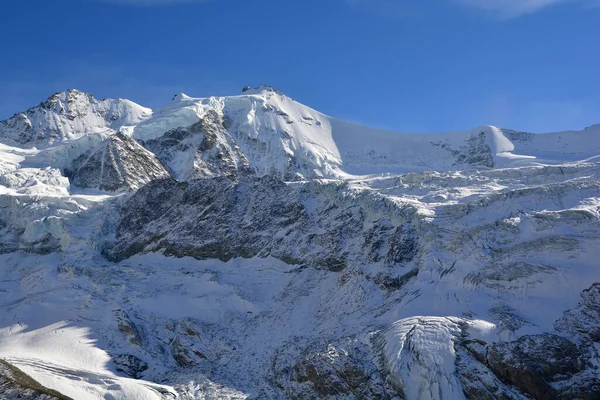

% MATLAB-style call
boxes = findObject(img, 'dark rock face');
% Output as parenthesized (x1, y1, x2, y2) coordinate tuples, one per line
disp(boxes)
(455, 132, 495, 168)
(486, 334, 582, 399)
(105, 176, 421, 272)
(457, 333, 600, 400)
(289, 350, 390, 399)
(272, 340, 395, 400)
(556, 283, 600, 343)
(0, 89, 149, 148)
(67, 132, 169, 192)
(456, 344, 521, 400)
(143, 111, 251, 181)
(454, 284, 600, 400)
(112, 354, 148, 379)
(0, 359, 72, 400)
(431, 131, 495, 168)
(0, 113, 34, 146)
(501, 128, 535, 142)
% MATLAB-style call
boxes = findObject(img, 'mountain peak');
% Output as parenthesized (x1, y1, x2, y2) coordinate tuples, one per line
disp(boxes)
(171, 93, 192, 102)
(241, 84, 285, 96)
(41, 89, 95, 111)
(0, 89, 151, 148)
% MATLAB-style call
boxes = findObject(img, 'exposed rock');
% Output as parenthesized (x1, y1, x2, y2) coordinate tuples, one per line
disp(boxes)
(501, 128, 535, 142)
(555, 283, 600, 344)
(273, 340, 395, 400)
(432, 131, 495, 168)
(112, 354, 148, 379)
(143, 110, 252, 181)
(455, 132, 495, 168)
(171, 337, 207, 368)
(486, 333, 584, 399)
(115, 309, 144, 347)
(67, 131, 169, 192)
(0, 359, 73, 399)
(0, 89, 150, 148)
(105, 176, 422, 272)
(456, 346, 526, 400)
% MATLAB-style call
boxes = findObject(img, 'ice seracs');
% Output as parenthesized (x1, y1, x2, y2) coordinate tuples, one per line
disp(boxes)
(0, 87, 599, 399)
(3, 87, 600, 185)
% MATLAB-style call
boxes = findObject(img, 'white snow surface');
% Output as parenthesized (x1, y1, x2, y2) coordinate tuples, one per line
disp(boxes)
(129, 86, 600, 179)
(2, 86, 600, 180)
(0, 89, 151, 149)
(0, 87, 599, 399)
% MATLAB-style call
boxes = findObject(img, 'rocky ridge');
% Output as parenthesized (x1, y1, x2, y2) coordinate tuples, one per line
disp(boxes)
(0, 87, 598, 399)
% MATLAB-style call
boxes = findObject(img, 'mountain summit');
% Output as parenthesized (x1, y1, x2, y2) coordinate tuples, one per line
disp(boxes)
(0, 89, 599, 399)
(2, 87, 599, 185)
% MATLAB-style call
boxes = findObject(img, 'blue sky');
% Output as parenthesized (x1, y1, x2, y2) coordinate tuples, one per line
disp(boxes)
(0, 0, 598, 133)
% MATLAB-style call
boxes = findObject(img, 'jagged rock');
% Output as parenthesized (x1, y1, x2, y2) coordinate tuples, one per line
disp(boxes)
(369, 268, 419, 292)
(0, 89, 150, 148)
(432, 131, 495, 168)
(143, 110, 251, 181)
(3, 88, 600, 399)
(455, 132, 495, 167)
(112, 354, 148, 379)
(501, 128, 535, 142)
(67, 131, 169, 192)
(556, 283, 600, 343)
(456, 345, 527, 400)
(171, 337, 207, 368)
(486, 334, 584, 399)
(105, 176, 421, 272)
(272, 339, 395, 400)
(115, 310, 143, 347)
(0, 359, 72, 399)
(289, 347, 391, 399)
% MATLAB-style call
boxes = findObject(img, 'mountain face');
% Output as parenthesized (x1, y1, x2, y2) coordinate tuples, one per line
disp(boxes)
(0, 87, 599, 400)
(67, 131, 169, 192)
(0, 89, 151, 149)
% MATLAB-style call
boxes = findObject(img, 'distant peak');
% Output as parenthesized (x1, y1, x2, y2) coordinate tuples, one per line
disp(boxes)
(42, 89, 95, 107)
(584, 123, 600, 131)
(46, 89, 91, 100)
(241, 85, 285, 96)
(172, 93, 192, 102)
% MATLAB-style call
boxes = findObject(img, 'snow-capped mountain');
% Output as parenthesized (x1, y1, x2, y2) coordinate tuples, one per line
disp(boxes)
(0, 86, 599, 399)
(0, 89, 151, 148)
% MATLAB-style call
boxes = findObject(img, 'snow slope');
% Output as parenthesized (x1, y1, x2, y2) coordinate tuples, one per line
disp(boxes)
(129, 85, 600, 179)
(0, 87, 599, 399)
(2, 85, 600, 184)
(0, 89, 151, 148)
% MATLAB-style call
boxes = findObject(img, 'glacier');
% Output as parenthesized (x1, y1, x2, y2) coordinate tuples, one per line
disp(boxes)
(0, 85, 599, 399)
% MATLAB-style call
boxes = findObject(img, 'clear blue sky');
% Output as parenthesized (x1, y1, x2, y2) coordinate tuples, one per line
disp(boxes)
(0, 0, 598, 133)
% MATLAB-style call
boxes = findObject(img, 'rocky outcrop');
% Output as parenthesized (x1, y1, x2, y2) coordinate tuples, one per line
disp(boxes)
(0, 89, 151, 148)
(0, 359, 72, 400)
(105, 176, 422, 272)
(285, 342, 394, 399)
(456, 331, 600, 400)
(143, 110, 251, 181)
(432, 131, 495, 168)
(112, 355, 148, 379)
(486, 334, 584, 399)
(556, 283, 600, 344)
(67, 132, 169, 192)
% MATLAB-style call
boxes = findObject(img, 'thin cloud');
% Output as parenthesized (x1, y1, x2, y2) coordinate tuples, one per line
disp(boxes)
(98, 0, 206, 6)
(456, 0, 568, 18)
(345, 0, 598, 19)
(457, 0, 600, 18)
